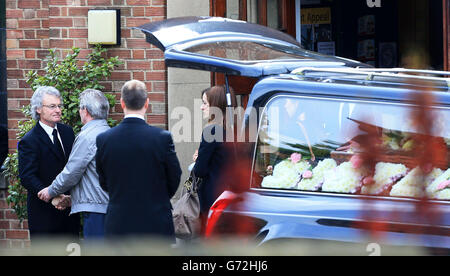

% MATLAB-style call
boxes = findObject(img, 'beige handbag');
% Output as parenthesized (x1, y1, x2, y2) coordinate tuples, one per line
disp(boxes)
(172, 172, 202, 240)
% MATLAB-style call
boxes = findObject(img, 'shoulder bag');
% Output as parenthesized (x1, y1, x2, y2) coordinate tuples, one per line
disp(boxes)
(172, 171, 202, 240)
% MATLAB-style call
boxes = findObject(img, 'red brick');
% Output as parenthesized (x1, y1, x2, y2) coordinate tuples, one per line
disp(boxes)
(127, 0, 150, 5)
(0, 199, 8, 210)
(6, 30, 23, 38)
(7, 60, 17, 68)
(49, 7, 61, 17)
(146, 49, 163, 59)
(152, 0, 165, 5)
(18, 0, 41, 9)
(24, 30, 36, 39)
(87, 0, 112, 5)
(148, 115, 166, 125)
(132, 49, 145, 59)
(49, 0, 71, 4)
(18, 60, 42, 69)
(36, 30, 49, 39)
(6, 10, 24, 19)
(127, 39, 151, 48)
(132, 71, 145, 80)
(36, 10, 49, 18)
(49, 39, 74, 48)
(145, 7, 165, 17)
(7, 70, 24, 79)
(107, 49, 131, 59)
(126, 18, 151, 28)
(5, 210, 18, 220)
(19, 40, 41, 48)
(6, 230, 29, 240)
(110, 71, 132, 81)
(69, 29, 88, 38)
(146, 71, 165, 81)
(7, 50, 24, 59)
(152, 81, 166, 92)
(152, 60, 166, 70)
(18, 19, 41, 29)
(68, 7, 90, 16)
(42, 19, 49, 28)
(148, 92, 165, 102)
(132, 7, 145, 17)
(9, 220, 23, 230)
(127, 61, 151, 70)
(49, 18, 73, 27)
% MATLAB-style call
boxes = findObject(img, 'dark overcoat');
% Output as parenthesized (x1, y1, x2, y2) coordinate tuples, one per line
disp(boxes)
(96, 118, 181, 240)
(18, 122, 80, 240)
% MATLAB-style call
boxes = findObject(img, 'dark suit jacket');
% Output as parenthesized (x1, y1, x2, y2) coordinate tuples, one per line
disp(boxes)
(96, 118, 181, 240)
(193, 124, 228, 213)
(18, 122, 80, 239)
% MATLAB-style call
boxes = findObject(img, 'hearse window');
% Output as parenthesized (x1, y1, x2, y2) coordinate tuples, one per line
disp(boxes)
(253, 95, 450, 201)
(184, 41, 308, 62)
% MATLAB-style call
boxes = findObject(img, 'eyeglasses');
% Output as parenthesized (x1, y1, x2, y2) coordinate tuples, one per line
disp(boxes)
(42, 104, 64, 110)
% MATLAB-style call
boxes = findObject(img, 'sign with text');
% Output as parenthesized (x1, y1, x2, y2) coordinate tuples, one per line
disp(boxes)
(301, 7, 331, 25)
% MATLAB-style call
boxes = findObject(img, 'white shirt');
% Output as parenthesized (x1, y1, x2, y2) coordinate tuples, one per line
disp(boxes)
(39, 121, 65, 154)
(124, 114, 145, 121)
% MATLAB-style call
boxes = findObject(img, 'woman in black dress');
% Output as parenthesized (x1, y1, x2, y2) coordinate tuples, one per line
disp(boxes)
(193, 85, 236, 230)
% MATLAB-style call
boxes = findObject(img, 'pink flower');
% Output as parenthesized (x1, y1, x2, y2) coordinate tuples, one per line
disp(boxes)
(437, 180, 450, 191)
(267, 165, 273, 172)
(290, 153, 302, 164)
(350, 155, 363, 169)
(302, 170, 313, 179)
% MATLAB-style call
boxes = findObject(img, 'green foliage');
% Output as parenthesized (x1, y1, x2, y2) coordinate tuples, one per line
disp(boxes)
(2, 45, 123, 221)
(26, 45, 121, 133)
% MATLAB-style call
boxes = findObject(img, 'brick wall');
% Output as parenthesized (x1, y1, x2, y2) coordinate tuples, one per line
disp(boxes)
(1, 0, 168, 249)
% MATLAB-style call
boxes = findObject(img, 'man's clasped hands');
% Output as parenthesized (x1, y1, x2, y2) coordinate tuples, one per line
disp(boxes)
(37, 187, 71, 211)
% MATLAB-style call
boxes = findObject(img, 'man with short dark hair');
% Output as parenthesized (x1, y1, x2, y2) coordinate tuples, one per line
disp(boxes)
(96, 80, 182, 242)
(18, 86, 80, 242)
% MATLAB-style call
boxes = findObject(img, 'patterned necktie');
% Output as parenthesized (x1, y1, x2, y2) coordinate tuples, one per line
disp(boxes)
(52, 128, 65, 157)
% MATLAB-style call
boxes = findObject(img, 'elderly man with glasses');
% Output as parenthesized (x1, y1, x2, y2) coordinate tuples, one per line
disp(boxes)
(38, 89, 111, 244)
(18, 86, 80, 243)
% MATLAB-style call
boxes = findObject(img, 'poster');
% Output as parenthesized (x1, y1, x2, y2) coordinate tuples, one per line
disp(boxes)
(358, 15, 375, 36)
(379, 42, 397, 68)
(357, 39, 375, 60)
(317, 41, 335, 56)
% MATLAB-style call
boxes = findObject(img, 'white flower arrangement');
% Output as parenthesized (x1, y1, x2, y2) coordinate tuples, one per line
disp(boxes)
(390, 167, 428, 198)
(361, 162, 408, 195)
(426, 168, 450, 200)
(322, 162, 366, 193)
(261, 153, 310, 189)
(298, 159, 337, 191)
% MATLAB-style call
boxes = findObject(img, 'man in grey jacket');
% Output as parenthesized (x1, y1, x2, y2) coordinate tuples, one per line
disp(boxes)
(38, 89, 110, 241)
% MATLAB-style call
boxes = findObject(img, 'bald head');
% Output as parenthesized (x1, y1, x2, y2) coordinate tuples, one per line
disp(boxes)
(121, 80, 148, 111)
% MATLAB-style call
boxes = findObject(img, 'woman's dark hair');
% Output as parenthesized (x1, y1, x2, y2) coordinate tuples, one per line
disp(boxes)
(202, 85, 236, 125)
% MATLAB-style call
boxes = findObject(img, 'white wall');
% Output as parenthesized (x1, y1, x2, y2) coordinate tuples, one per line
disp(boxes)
(167, 0, 211, 197)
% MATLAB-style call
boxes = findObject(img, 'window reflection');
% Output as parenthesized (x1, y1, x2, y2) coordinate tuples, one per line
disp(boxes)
(185, 41, 307, 62)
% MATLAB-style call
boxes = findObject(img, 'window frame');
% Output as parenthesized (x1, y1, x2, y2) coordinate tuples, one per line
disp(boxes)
(250, 92, 450, 204)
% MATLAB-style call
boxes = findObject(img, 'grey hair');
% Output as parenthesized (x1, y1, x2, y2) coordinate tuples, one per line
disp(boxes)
(30, 86, 62, 120)
(79, 89, 109, 120)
